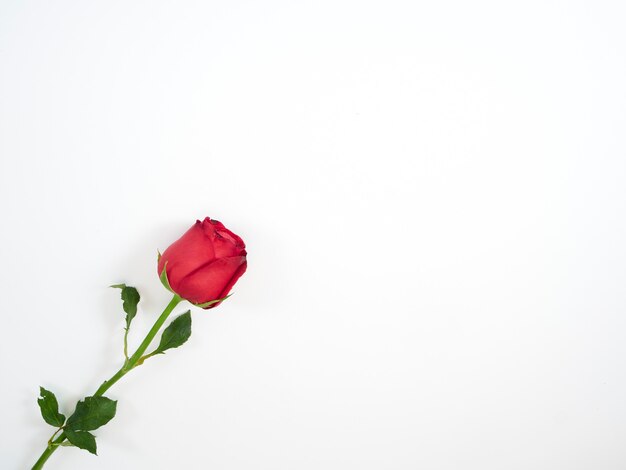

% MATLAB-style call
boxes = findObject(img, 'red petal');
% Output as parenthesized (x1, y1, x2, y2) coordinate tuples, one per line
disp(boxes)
(174, 256, 247, 306)
(158, 221, 216, 292)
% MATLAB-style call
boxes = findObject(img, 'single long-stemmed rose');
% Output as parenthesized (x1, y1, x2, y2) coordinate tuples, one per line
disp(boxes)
(31, 217, 247, 469)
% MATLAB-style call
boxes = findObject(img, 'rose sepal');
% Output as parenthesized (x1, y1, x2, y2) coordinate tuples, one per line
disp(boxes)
(159, 261, 174, 293)
(193, 294, 232, 309)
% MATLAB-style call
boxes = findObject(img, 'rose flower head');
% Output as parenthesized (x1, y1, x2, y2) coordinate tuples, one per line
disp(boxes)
(158, 217, 247, 308)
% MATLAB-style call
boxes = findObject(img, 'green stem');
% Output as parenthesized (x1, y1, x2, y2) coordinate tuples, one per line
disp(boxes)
(123, 327, 130, 363)
(31, 294, 183, 470)
(47, 426, 63, 447)
(137, 350, 160, 364)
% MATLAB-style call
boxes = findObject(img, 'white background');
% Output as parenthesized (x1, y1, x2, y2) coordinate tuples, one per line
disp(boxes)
(1, 1, 626, 469)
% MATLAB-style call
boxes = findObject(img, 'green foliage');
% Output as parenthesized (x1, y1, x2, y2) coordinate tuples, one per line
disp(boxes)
(37, 387, 66, 427)
(155, 311, 192, 354)
(64, 429, 97, 455)
(66, 396, 117, 432)
(111, 284, 140, 328)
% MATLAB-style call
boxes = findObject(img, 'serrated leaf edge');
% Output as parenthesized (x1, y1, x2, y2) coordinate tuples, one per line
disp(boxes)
(65, 429, 98, 455)
(37, 386, 66, 427)
(155, 311, 192, 354)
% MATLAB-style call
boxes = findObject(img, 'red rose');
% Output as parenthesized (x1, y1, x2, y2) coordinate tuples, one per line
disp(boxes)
(158, 217, 247, 308)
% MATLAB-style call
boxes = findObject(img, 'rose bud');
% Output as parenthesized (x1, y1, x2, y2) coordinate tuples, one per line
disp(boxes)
(158, 217, 247, 308)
